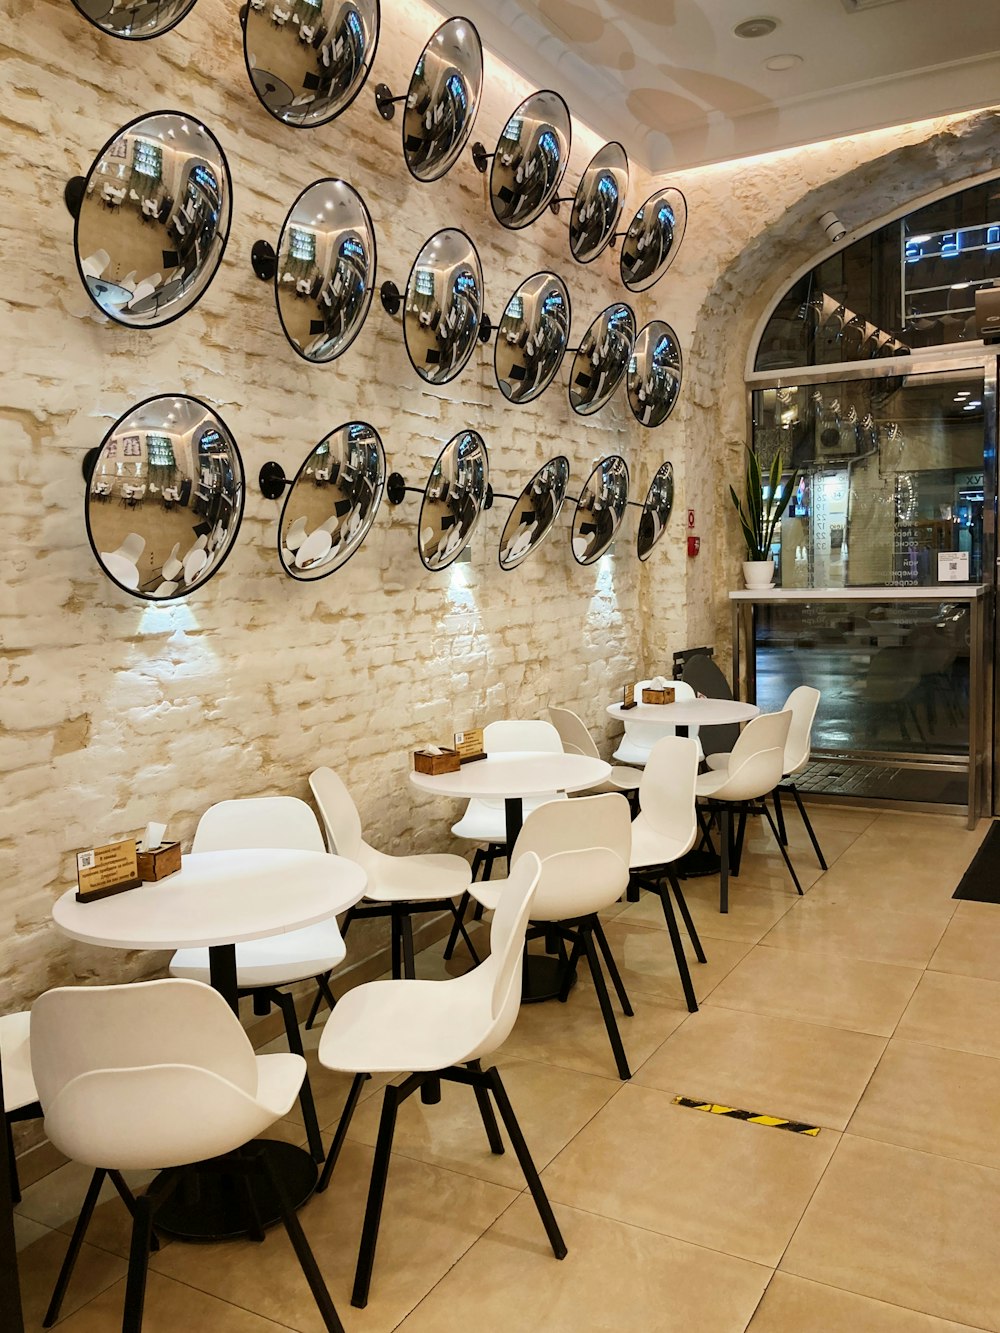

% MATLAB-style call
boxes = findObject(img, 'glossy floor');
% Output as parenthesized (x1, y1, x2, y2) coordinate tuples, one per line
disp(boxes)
(14, 805, 1000, 1331)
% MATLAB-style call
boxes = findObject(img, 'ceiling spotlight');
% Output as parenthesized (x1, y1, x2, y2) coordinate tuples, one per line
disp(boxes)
(734, 16, 778, 37)
(819, 211, 847, 243)
(765, 52, 803, 70)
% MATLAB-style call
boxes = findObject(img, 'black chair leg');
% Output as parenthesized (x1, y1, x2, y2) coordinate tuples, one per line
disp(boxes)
(467, 1060, 504, 1155)
(340, 907, 355, 941)
(352, 1084, 402, 1308)
(719, 806, 731, 914)
(760, 802, 804, 895)
(592, 919, 633, 1017)
(122, 1192, 154, 1333)
(732, 807, 747, 876)
(4, 1114, 19, 1206)
(318, 1073, 369, 1193)
(581, 928, 631, 1080)
(259, 1149, 345, 1333)
(108, 1172, 160, 1252)
(667, 869, 706, 964)
(696, 805, 717, 856)
(657, 885, 698, 1013)
(442, 891, 469, 962)
(401, 913, 416, 979)
(390, 908, 402, 979)
(305, 971, 337, 1032)
(44, 1168, 107, 1327)
(485, 1067, 566, 1260)
(470, 848, 484, 881)
(557, 932, 585, 1003)
(451, 900, 482, 966)
(773, 787, 788, 846)
(789, 783, 827, 870)
(274, 990, 325, 1163)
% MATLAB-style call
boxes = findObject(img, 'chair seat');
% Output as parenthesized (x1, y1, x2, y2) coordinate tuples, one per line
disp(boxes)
(628, 814, 692, 872)
(359, 845, 471, 904)
(451, 794, 563, 844)
(0, 1012, 37, 1112)
(695, 768, 734, 799)
(607, 765, 643, 792)
(705, 752, 730, 772)
(169, 920, 346, 989)
(254, 1051, 308, 1119)
(611, 738, 650, 766)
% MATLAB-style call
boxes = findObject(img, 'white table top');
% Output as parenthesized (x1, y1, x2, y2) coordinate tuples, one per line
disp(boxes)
(729, 585, 987, 601)
(53, 849, 367, 951)
(409, 750, 610, 801)
(607, 698, 760, 726)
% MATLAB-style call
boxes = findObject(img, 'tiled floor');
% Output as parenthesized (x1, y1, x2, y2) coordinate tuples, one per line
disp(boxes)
(13, 804, 1000, 1331)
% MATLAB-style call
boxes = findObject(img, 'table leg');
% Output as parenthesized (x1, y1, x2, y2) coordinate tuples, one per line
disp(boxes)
(503, 797, 523, 870)
(508, 797, 578, 1005)
(0, 1059, 24, 1333)
(209, 943, 239, 1014)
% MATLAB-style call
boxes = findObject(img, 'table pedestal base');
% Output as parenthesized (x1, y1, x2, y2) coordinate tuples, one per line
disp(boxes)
(522, 953, 577, 1004)
(152, 1141, 317, 1243)
(676, 849, 721, 878)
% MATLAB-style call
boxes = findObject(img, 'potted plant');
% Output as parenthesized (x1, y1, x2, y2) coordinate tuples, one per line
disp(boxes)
(729, 448, 800, 588)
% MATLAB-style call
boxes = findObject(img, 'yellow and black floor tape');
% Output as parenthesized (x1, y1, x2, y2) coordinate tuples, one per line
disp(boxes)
(672, 1095, 821, 1136)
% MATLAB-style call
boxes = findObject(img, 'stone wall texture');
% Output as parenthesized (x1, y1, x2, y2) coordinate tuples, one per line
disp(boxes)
(1, 0, 998, 1016)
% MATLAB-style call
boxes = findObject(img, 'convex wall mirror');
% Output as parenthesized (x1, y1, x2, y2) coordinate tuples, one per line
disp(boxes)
(243, 0, 380, 128)
(375, 16, 483, 182)
(67, 111, 231, 328)
(72, 0, 198, 38)
(387, 430, 490, 570)
(266, 422, 386, 578)
(636, 461, 674, 560)
(494, 271, 570, 404)
(563, 142, 629, 264)
(473, 90, 571, 230)
(571, 456, 629, 565)
(497, 456, 569, 569)
(628, 320, 682, 427)
(619, 186, 687, 292)
(390, 229, 487, 385)
(254, 179, 377, 364)
(568, 302, 635, 415)
(85, 395, 244, 600)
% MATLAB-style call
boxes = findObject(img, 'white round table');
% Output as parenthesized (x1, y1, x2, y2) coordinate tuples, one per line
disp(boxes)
(607, 696, 759, 738)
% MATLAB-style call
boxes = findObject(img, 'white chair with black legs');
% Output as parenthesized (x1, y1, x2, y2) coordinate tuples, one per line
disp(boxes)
(1, 1013, 40, 1206)
(628, 737, 706, 1013)
(169, 797, 344, 1165)
(696, 710, 800, 914)
(32, 979, 344, 1333)
(315, 853, 566, 1310)
(546, 706, 643, 802)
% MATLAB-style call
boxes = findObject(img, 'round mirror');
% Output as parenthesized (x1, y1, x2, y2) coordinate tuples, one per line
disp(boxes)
(620, 186, 687, 293)
(498, 456, 570, 570)
(243, 0, 379, 128)
(637, 461, 674, 561)
(571, 456, 629, 566)
(489, 90, 571, 230)
(628, 320, 682, 427)
(569, 142, 628, 264)
(418, 430, 489, 570)
(403, 229, 484, 385)
(568, 302, 635, 416)
(274, 179, 376, 364)
(85, 395, 244, 600)
(278, 422, 385, 578)
(494, 271, 570, 404)
(74, 111, 231, 328)
(71, 0, 197, 38)
(402, 17, 483, 182)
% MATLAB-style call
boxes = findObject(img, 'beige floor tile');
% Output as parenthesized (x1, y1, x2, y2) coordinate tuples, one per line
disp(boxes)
(396, 1195, 771, 1333)
(618, 878, 796, 945)
(740, 812, 860, 867)
(541, 1084, 838, 1267)
(726, 848, 825, 894)
(849, 1039, 1000, 1170)
(15, 1158, 160, 1260)
(150, 1139, 518, 1332)
(56, 1272, 290, 1331)
(14, 1212, 50, 1253)
(634, 1006, 886, 1130)
(760, 897, 950, 969)
(345, 1056, 619, 1189)
(12, 1224, 127, 1330)
(929, 901, 1000, 982)
(895, 971, 1000, 1059)
(749, 1273, 982, 1332)
(781, 1134, 1000, 1329)
(261, 1020, 391, 1132)
(707, 945, 922, 1036)
(596, 917, 754, 1005)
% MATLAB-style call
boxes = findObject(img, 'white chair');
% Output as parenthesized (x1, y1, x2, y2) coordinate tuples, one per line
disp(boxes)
(612, 679, 697, 767)
(113, 532, 145, 565)
(315, 854, 565, 1309)
(696, 711, 799, 912)
(774, 686, 826, 870)
(284, 515, 309, 551)
(100, 551, 141, 589)
(170, 798, 347, 1163)
(183, 547, 208, 584)
(127, 278, 159, 309)
(161, 542, 182, 581)
(80, 249, 110, 279)
(295, 529, 333, 568)
(150, 580, 179, 598)
(1, 1012, 41, 1206)
(628, 737, 706, 1013)
(32, 979, 344, 1333)
(547, 706, 642, 798)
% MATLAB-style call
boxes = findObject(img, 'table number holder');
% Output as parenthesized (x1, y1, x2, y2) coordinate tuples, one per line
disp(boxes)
(75, 838, 142, 903)
(454, 728, 487, 763)
(621, 683, 637, 710)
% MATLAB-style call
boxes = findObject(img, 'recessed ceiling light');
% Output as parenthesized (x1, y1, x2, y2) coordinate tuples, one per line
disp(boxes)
(734, 16, 778, 38)
(764, 52, 803, 70)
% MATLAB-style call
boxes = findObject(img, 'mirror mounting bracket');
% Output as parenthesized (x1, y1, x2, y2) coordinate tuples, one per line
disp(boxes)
(374, 84, 406, 121)
(251, 240, 276, 282)
(478, 312, 492, 343)
(259, 461, 289, 500)
(548, 194, 571, 217)
(387, 472, 416, 505)
(64, 176, 86, 219)
(470, 143, 492, 174)
(380, 281, 401, 317)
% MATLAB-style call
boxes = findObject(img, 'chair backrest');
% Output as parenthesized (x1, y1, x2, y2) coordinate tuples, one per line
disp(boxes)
(308, 766, 364, 859)
(682, 653, 739, 755)
(546, 706, 600, 759)
(192, 796, 325, 854)
(637, 736, 699, 845)
(512, 793, 631, 918)
(484, 719, 563, 754)
(783, 685, 820, 775)
(486, 852, 541, 1026)
(713, 710, 791, 801)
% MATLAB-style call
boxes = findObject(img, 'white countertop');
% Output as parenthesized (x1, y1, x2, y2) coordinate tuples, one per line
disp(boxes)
(730, 586, 987, 601)
(409, 751, 610, 801)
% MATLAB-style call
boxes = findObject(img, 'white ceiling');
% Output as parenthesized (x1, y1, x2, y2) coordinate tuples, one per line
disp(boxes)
(430, 0, 1000, 173)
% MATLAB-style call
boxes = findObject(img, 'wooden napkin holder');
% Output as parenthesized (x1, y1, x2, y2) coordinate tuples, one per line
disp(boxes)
(413, 748, 461, 775)
(642, 685, 676, 705)
(136, 840, 182, 882)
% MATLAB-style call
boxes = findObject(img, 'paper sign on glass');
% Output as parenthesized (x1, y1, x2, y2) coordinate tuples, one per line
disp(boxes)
(938, 551, 970, 582)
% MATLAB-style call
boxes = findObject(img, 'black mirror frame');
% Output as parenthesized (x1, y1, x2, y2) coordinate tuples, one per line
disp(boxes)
(396, 15, 483, 184)
(481, 89, 572, 232)
(497, 455, 570, 571)
(570, 455, 630, 567)
(493, 270, 572, 406)
(567, 141, 629, 266)
(416, 430, 490, 571)
(627, 319, 683, 429)
(401, 227, 485, 387)
(70, 0, 199, 40)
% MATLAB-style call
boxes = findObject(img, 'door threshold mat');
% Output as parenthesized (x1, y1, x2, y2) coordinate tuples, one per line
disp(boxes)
(953, 821, 1000, 902)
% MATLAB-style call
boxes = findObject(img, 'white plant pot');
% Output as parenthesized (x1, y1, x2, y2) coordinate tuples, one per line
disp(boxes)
(742, 558, 775, 589)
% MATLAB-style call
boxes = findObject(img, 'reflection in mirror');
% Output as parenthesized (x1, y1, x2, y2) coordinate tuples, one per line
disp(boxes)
(570, 142, 628, 264)
(86, 395, 244, 599)
(489, 90, 571, 230)
(402, 17, 482, 182)
(620, 186, 687, 292)
(568, 302, 635, 415)
(637, 461, 674, 561)
(572, 456, 629, 566)
(403, 230, 484, 385)
(498, 456, 569, 570)
(628, 320, 682, 427)
(274, 179, 376, 363)
(72, 0, 197, 38)
(74, 111, 231, 328)
(418, 431, 489, 570)
(495, 272, 570, 404)
(244, 0, 379, 128)
(278, 422, 385, 578)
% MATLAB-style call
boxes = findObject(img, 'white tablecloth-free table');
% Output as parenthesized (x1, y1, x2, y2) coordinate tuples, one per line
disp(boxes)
(606, 697, 760, 733)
